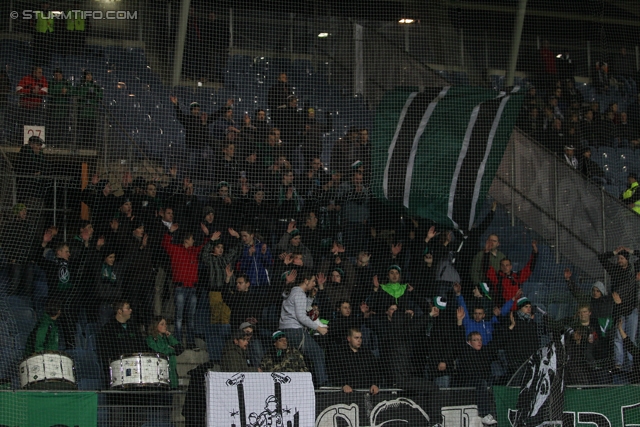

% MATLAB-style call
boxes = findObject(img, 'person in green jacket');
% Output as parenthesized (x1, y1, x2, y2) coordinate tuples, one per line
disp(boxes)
(24, 299, 62, 357)
(146, 316, 184, 388)
(75, 70, 103, 147)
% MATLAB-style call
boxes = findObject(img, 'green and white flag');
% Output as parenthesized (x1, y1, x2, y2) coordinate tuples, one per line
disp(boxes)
(372, 86, 524, 231)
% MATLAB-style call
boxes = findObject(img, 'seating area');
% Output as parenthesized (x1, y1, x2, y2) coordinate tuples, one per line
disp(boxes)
(1, 41, 374, 166)
(0, 35, 634, 391)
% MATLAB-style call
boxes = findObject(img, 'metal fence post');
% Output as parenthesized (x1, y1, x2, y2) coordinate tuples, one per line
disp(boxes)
(554, 159, 559, 264)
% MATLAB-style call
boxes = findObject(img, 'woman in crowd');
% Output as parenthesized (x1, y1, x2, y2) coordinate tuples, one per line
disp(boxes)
(146, 316, 184, 389)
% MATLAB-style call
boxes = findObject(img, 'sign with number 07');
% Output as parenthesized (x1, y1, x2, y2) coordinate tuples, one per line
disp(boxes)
(23, 125, 46, 145)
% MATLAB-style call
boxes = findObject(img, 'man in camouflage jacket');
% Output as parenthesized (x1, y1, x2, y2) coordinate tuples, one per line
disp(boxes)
(260, 331, 308, 372)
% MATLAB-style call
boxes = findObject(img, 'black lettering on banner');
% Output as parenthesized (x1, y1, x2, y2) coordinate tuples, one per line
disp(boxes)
(315, 403, 359, 427)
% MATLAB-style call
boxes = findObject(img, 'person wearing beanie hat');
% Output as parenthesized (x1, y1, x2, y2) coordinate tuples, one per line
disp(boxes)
(563, 144, 579, 169)
(220, 272, 268, 366)
(500, 289, 540, 377)
(220, 328, 261, 373)
(14, 132, 46, 199)
(275, 221, 314, 268)
(454, 281, 513, 346)
(598, 246, 637, 370)
(76, 69, 103, 147)
(259, 330, 308, 373)
(580, 146, 607, 185)
(369, 264, 418, 315)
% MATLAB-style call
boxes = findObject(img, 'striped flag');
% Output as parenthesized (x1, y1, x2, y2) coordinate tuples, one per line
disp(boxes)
(373, 86, 524, 231)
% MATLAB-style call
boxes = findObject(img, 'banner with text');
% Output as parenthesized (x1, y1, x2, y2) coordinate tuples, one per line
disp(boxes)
(494, 386, 640, 427)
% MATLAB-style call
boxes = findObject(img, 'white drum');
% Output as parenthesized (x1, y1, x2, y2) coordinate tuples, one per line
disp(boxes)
(110, 353, 170, 388)
(19, 351, 76, 389)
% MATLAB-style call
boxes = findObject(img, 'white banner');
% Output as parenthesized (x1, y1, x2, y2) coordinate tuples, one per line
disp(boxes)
(206, 371, 315, 427)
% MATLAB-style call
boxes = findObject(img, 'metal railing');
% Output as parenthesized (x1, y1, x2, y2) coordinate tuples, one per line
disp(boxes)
(489, 128, 640, 282)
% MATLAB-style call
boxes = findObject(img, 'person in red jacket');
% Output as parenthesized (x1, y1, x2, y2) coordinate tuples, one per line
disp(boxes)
(161, 224, 206, 349)
(483, 240, 538, 310)
(16, 66, 48, 126)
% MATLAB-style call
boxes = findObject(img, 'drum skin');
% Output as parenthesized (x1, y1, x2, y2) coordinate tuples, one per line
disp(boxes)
(19, 351, 77, 390)
(110, 353, 170, 388)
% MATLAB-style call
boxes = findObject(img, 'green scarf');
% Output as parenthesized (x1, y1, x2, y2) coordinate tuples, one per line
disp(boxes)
(380, 283, 407, 301)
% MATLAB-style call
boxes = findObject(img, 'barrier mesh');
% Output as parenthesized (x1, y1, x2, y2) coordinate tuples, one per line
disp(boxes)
(1, 1, 640, 426)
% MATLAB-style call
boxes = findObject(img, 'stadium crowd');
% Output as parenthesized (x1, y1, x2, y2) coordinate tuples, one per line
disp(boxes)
(4, 44, 640, 426)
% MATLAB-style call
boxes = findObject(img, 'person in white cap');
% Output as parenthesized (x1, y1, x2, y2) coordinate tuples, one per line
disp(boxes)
(563, 144, 579, 169)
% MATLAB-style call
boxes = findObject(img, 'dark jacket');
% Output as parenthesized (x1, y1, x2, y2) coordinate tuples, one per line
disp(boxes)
(457, 343, 493, 386)
(200, 237, 242, 291)
(15, 145, 46, 196)
(497, 312, 541, 371)
(220, 340, 260, 372)
(37, 251, 73, 297)
(369, 283, 417, 315)
(276, 232, 314, 268)
(597, 252, 636, 318)
(97, 318, 144, 370)
(1, 217, 34, 264)
(173, 103, 214, 149)
(222, 288, 267, 330)
(580, 156, 606, 180)
(183, 361, 217, 427)
(566, 280, 613, 320)
(96, 262, 123, 304)
(331, 343, 381, 389)
(267, 80, 292, 111)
